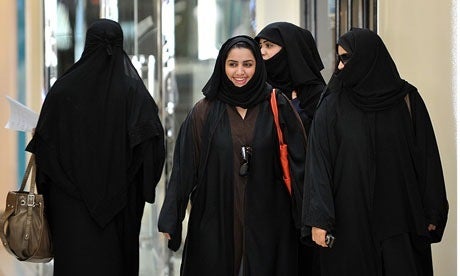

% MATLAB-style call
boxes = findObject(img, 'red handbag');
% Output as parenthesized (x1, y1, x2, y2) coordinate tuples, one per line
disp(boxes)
(270, 89, 292, 195)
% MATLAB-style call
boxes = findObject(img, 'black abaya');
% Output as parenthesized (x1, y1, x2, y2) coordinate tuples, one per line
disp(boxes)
(26, 19, 165, 275)
(301, 28, 448, 276)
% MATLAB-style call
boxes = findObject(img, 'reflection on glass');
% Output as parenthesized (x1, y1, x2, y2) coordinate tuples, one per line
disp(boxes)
(197, 0, 218, 60)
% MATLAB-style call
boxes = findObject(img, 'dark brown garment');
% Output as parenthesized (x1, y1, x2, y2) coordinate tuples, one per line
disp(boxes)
(227, 105, 259, 275)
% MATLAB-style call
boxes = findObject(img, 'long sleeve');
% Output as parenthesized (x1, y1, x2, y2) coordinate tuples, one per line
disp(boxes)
(301, 95, 336, 240)
(141, 129, 165, 203)
(410, 91, 449, 242)
(158, 105, 203, 251)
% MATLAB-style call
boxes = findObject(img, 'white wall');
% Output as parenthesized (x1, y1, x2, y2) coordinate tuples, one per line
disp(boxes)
(379, 1, 457, 275)
(255, 0, 301, 31)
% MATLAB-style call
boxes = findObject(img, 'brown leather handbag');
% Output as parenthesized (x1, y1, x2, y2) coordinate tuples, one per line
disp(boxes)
(0, 154, 53, 262)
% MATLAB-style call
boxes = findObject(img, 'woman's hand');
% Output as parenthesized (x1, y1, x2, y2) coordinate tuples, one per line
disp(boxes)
(428, 224, 436, 231)
(161, 232, 171, 240)
(312, 227, 328, 247)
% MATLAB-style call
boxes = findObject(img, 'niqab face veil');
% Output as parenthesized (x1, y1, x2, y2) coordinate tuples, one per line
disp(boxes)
(335, 28, 406, 111)
(28, 19, 162, 227)
(255, 22, 325, 91)
(202, 35, 270, 108)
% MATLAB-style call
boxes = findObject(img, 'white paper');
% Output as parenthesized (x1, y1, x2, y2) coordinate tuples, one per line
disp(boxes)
(5, 96, 39, 132)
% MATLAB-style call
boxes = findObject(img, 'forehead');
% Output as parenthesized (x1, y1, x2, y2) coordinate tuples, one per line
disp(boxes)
(337, 45, 348, 54)
(226, 47, 255, 60)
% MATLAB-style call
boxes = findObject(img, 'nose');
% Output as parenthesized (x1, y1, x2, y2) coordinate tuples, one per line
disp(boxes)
(260, 47, 267, 57)
(337, 61, 345, 71)
(236, 65, 245, 75)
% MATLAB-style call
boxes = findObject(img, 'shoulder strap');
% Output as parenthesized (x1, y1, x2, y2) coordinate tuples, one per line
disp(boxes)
(270, 89, 285, 145)
(19, 155, 36, 193)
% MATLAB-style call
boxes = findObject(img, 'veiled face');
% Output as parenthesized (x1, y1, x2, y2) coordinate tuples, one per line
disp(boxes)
(258, 38, 283, 60)
(337, 45, 350, 71)
(225, 48, 256, 87)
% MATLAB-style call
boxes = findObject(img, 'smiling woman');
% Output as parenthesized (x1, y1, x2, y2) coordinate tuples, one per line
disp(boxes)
(158, 35, 308, 275)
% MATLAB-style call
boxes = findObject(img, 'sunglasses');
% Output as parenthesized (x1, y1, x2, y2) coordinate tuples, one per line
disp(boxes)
(239, 146, 252, 177)
(337, 53, 352, 64)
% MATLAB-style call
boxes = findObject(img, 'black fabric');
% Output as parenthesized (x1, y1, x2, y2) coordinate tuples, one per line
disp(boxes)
(335, 28, 406, 111)
(255, 22, 326, 134)
(202, 35, 269, 108)
(26, 19, 165, 274)
(301, 28, 448, 276)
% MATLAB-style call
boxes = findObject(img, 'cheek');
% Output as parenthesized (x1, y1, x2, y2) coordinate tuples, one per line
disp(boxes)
(247, 68, 256, 79)
(225, 67, 233, 79)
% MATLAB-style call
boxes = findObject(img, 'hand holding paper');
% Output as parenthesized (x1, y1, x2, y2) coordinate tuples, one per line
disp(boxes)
(5, 96, 39, 132)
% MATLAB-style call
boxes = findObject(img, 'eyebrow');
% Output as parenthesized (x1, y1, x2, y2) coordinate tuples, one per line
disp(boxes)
(226, 59, 255, 63)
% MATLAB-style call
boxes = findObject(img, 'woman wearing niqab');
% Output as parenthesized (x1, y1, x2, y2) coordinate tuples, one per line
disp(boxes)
(255, 22, 326, 134)
(26, 19, 165, 276)
(301, 28, 448, 275)
(158, 35, 307, 275)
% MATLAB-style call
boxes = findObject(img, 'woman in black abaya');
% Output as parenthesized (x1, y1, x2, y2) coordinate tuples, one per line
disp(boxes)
(301, 28, 448, 276)
(255, 22, 326, 134)
(158, 35, 307, 276)
(26, 19, 165, 276)
(256, 21, 325, 276)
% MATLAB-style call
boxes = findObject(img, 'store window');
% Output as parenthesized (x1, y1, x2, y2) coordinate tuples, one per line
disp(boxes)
(303, 0, 377, 80)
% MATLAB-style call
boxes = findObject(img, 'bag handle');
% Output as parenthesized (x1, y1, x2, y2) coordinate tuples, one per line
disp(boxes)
(270, 90, 285, 146)
(19, 155, 36, 193)
(270, 89, 292, 195)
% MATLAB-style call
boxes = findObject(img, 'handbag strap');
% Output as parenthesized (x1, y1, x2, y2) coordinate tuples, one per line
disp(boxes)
(270, 89, 285, 145)
(19, 154, 37, 194)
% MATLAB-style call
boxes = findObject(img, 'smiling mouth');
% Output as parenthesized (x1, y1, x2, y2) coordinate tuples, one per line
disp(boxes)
(233, 77, 247, 86)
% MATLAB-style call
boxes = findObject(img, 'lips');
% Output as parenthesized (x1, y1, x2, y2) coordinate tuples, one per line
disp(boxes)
(233, 77, 248, 86)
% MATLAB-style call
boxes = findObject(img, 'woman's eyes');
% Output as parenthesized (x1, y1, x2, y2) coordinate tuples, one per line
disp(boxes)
(259, 42, 273, 49)
(228, 62, 254, 67)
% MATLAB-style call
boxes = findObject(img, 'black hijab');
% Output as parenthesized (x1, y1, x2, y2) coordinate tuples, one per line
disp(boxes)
(255, 22, 325, 92)
(202, 35, 270, 108)
(335, 28, 406, 111)
(27, 19, 163, 227)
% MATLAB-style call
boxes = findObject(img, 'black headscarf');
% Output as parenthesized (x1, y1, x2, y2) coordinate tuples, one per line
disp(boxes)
(202, 35, 270, 108)
(335, 28, 406, 111)
(255, 22, 325, 92)
(27, 19, 164, 227)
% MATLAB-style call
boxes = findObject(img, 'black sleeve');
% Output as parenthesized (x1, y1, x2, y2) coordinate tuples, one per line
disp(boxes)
(411, 91, 449, 243)
(158, 110, 200, 251)
(301, 95, 336, 242)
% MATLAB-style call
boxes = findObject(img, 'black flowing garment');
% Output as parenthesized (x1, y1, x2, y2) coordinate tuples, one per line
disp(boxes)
(158, 36, 307, 275)
(255, 22, 326, 133)
(301, 28, 448, 275)
(26, 19, 165, 276)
